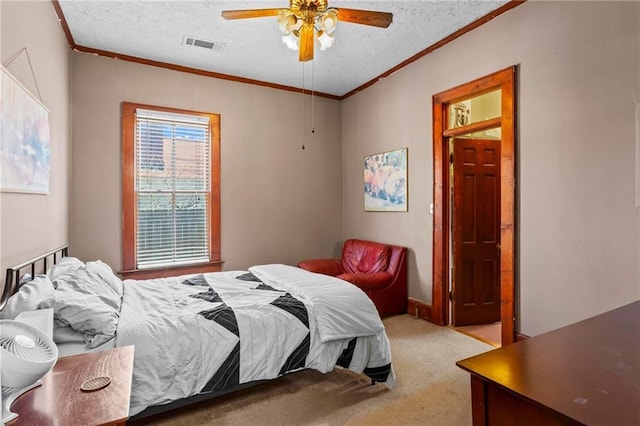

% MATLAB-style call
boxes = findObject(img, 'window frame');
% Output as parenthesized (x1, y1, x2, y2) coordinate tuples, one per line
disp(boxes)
(121, 102, 222, 279)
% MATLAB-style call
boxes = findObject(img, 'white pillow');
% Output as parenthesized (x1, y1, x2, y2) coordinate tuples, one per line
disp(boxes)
(19, 273, 33, 285)
(58, 263, 122, 311)
(53, 323, 87, 344)
(1, 275, 55, 320)
(39, 288, 118, 349)
(47, 257, 85, 288)
(85, 260, 123, 298)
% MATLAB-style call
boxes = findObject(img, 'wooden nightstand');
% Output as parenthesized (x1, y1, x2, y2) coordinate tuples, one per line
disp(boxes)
(8, 345, 134, 426)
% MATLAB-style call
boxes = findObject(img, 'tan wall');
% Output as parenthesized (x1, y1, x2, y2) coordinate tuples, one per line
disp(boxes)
(342, 1, 640, 336)
(4, 1, 638, 338)
(0, 1, 71, 286)
(70, 54, 343, 271)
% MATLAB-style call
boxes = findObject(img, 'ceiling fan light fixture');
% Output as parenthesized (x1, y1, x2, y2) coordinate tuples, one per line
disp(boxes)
(317, 30, 335, 50)
(221, 1, 392, 62)
(277, 6, 338, 55)
(319, 9, 338, 34)
(278, 11, 299, 34)
(282, 33, 299, 50)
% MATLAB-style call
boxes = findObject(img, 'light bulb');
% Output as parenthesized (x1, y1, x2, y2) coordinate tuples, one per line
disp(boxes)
(282, 33, 299, 50)
(322, 10, 338, 34)
(278, 13, 298, 34)
(323, 16, 336, 34)
(317, 30, 335, 50)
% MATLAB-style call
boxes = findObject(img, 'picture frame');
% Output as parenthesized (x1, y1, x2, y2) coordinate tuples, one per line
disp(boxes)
(364, 147, 407, 212)
(0, 65, 51, 194)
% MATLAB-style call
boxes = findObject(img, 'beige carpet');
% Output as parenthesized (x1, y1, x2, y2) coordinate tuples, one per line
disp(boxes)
(133, 315, 493, 426)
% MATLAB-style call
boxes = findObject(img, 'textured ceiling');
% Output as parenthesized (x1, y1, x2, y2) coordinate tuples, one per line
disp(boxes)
(58, 1, 510, 97)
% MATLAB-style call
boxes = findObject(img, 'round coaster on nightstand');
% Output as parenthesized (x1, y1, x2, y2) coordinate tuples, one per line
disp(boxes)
(81, 376, 111, 391)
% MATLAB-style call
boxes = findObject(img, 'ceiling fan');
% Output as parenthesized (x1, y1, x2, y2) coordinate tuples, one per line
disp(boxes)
(221, 0, 393, 62)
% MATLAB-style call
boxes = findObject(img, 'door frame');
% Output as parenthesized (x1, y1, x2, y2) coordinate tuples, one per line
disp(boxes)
(432, 66, 516, 345)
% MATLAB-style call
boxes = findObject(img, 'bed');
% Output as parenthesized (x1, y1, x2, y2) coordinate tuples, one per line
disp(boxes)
(1, 246, 395, 420)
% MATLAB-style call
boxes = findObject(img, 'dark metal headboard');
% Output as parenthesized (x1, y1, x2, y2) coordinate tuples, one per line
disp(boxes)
(0, 245, 69, 311)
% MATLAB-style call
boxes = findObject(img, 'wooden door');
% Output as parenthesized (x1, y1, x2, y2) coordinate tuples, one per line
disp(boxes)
(452, 138, 501, 326)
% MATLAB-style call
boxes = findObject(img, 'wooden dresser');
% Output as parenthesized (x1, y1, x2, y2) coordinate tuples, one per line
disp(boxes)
(9, 345, 134, 426)
(457, 301, 640, 425)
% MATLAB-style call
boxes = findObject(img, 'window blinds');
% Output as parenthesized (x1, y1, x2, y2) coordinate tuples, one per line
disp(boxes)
(135, 108, 211, 269)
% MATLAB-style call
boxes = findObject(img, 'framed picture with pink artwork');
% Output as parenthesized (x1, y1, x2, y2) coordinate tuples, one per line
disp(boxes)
(364, 148, 407, 212)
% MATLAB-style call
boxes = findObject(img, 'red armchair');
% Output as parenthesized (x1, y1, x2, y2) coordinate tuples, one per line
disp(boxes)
(297, 239, 407, 317)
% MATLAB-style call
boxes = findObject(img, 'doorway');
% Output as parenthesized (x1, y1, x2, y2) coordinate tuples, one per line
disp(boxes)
(452, 137, 501, 326)
(432, 67, 516, 345)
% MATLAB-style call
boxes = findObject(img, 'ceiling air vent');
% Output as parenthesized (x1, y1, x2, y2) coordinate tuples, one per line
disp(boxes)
(183, 36, 225, 52)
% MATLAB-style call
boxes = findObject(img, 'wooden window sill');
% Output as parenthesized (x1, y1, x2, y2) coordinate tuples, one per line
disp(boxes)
(119, 260, 224, 280)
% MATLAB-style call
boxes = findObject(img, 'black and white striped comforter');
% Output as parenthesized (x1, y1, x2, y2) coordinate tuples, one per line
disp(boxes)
(116, 264, 395, 416)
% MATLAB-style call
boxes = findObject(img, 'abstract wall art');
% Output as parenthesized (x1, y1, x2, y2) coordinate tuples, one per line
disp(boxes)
(1, 65, 50, 194)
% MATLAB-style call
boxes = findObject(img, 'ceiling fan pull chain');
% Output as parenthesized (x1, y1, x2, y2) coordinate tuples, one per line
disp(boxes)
(311, 60, 315, 134)
(301, 62, 306, 150)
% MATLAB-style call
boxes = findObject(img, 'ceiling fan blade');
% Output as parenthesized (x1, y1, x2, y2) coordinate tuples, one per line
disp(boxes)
(221, 9, 282, 20)
(299, 23, 314, 62)
(336, 8, 393, 28)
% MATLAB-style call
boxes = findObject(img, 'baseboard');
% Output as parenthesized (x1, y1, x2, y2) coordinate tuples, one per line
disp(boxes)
(516, 332, 530, 341)
(407, 298, 433, 322)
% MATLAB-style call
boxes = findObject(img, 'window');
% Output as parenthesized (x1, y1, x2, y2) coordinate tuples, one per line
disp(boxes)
(121, 102, 221, 279)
